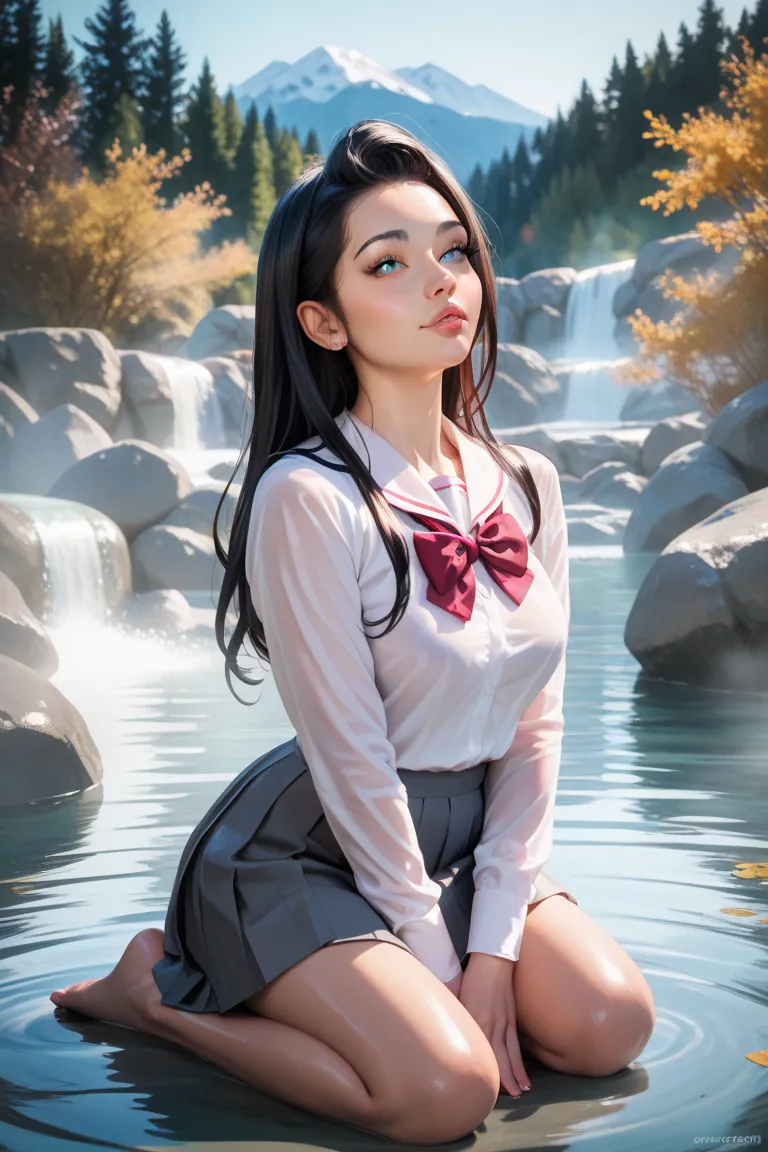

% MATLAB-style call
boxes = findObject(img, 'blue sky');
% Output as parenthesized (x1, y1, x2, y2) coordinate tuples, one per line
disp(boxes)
(40, 0, 751, 119)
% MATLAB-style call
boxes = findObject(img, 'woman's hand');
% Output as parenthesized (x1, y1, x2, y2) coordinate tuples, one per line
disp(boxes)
(458, 954, 531, 1096)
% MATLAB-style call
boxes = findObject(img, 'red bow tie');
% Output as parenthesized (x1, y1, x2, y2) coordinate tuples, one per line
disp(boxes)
(409, 500, 534, 622)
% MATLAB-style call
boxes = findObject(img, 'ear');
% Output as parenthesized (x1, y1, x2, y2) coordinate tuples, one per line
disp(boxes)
(296, 300, 347, 351)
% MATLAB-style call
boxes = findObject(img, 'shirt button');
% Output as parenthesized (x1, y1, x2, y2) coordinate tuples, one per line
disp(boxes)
(485, 683, 495, 696)
(478, 585, 489, 599)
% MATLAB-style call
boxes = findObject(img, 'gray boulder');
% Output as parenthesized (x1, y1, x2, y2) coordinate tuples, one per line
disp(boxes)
(49, 440, 193, 540)
(496, 344, 563, 418)
(641, 411, 711, 476)
(499, 427, 565, 473)
(619, 381, 700, 422)
(485, 370, 539, 427)
(0, 500, 46, 617)
(624, 441, 749, 553)
(495, 277, 527, 323)
(0, 417, 12, 488)
(522, 306, 565, 359)
(625, 488, 768, 689)
(162, 480, 241, 539)
(185, 305, 255, 360)
(518, 267, 577, 312)
(119, 350, 219, 448)
(631, 231, 737, 293)
(199, 356, 248, 437)
(131, 523, 224, 592)
(5, 403, 112, 495)
(580, 460, 628, 497)
(0, 381, 38, 432)
(703, 378, 768, 490)
(557, 429, 646, 479)
(565, 504, 631, 545)
(0, 570, 58, 677)
(119, 588, 195, 637)
(589, 470, 648, 509)
(0, 327, 121, 431)
(558, 475, 582, 505)
(0, 654, 102, 804)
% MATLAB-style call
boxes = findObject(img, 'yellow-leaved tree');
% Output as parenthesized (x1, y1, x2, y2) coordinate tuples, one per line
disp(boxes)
(613, 36, 768, 414)
(2, 138, 257, 343)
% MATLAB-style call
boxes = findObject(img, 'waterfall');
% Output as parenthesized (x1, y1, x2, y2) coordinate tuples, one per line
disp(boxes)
(162, 358, 227, 453)
(561, 358, 633, 422)
(0, 495, 128, 626)
(563, 258, 636, 361)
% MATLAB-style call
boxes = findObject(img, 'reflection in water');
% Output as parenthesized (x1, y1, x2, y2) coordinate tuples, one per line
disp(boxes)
(0, 555, 766, 1150)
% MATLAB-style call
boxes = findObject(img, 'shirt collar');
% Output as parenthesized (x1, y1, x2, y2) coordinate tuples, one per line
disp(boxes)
(333, 408, 508, 532)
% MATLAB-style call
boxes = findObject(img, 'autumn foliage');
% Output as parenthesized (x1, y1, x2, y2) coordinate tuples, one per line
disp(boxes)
(614, 37, 768, 414)
(0, 84, 257, 342)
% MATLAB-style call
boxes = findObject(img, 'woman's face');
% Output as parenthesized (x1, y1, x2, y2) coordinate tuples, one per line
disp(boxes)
(300, 179, 483, 378)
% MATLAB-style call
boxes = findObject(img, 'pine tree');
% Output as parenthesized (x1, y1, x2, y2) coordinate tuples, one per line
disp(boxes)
(691, 0, 729, 108)
(9, 0, 44, 109)
(262, 104, 278, 151)
(646, 32, 673, 118)
(466, 163, 485, 209)
(668, 22, 697, 123)
(569, 79, 601, 166)
(76, 0, 150, 166)
(181, 57, 228, 194)
(142, 10, 186, 155)
(0, 1, 45, 143)
(484, 147, 514, 225)
(303, 127, 322, 162)
(613, 41, 646, 173)
(0, 7, 17, 145)
(598, 55, 623, 185)
(729, 7, 752, 58)
(749, 0, 768, 55)
(232, 103, 275, 242)
(109, 92, 142, 153)
(222, 89, 243, 161)
(271, 124, 303, 199)
(43, 16, 76, 105)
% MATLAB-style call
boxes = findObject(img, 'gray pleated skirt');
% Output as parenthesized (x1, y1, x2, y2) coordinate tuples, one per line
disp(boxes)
(152, 735, 578, 1015)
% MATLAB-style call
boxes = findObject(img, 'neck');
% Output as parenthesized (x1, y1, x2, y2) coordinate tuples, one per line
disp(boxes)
(348, 393, 463, 480)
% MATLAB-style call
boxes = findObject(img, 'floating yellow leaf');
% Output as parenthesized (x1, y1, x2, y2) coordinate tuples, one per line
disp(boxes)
(721, 907, 757, 917)
(732, 863, 768, 880)
(745, 1050, 768, 1067)
(756, 919, 768, 924)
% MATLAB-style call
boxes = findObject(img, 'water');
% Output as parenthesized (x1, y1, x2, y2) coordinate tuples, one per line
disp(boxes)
(559, 358, 634, 422)
(0, 495, 131, 627)
(1, 551, 767, 1152)
(162, 356, 228, 457)
(563, 259, 636, 362)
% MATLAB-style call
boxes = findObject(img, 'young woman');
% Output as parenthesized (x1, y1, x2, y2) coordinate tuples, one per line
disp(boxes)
(50, 120, 655, 1147)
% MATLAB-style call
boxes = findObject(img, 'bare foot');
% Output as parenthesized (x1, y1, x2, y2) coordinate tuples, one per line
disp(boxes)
(49, 927, 166, 1033)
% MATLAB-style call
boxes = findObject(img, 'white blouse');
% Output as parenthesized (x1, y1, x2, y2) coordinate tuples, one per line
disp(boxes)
(245, 408, 569, 983)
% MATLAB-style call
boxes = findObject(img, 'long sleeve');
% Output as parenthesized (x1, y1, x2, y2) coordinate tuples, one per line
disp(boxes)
(466, 451, 570, 962)
(246, 462, 463, 983)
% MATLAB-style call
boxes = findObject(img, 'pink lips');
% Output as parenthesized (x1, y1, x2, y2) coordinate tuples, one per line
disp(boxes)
(426, 302, 468, 326)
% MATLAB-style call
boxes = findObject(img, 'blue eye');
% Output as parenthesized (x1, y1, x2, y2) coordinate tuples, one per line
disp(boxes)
(367, 242, 478, 277)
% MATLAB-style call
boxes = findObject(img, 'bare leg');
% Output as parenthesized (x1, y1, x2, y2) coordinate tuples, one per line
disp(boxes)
(50, 929, 498, 1145)
(511, 895, 656, 1077)
(50, 930, 393, 1134)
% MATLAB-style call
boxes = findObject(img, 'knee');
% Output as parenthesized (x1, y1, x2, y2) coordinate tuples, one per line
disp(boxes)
(560, 981, 656, 1078)
(380, 1062, 500, 1146)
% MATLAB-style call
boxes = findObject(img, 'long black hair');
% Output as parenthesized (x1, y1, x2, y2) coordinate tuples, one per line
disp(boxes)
(213, 118, 542, 704)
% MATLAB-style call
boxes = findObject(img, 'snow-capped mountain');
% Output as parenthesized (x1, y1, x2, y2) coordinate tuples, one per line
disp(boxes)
(232, 45, 548, 181)
(233, 46, 433, 107)
(395, 62, 547, 128)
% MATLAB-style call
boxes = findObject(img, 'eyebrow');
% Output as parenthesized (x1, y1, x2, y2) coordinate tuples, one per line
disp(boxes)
(353, 219, 466, 260)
